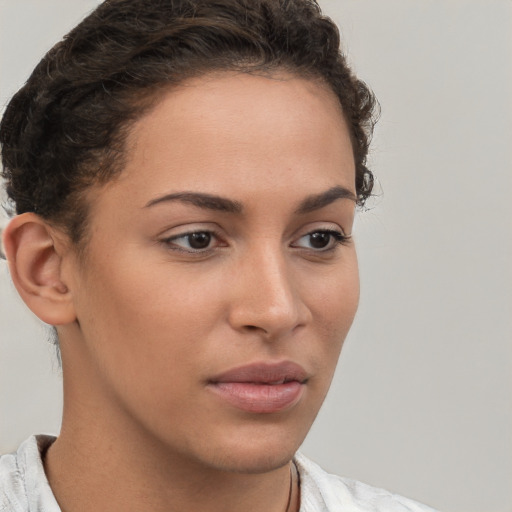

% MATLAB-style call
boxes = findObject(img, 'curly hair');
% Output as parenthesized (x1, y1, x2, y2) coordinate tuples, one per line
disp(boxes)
(0, 0, 378, 248)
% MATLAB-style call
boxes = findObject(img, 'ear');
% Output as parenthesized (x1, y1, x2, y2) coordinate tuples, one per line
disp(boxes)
(3, 213, 77, 325)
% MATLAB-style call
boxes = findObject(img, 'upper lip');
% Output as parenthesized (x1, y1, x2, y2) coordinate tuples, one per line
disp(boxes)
(209, 361, 308, 385)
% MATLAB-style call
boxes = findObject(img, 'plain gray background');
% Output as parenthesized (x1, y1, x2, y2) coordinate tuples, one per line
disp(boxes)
(1, 1, 511, 511)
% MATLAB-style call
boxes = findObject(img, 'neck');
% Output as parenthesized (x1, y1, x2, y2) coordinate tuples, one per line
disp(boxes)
(44, 348, 299, 512)
(45, 422, 298, 512)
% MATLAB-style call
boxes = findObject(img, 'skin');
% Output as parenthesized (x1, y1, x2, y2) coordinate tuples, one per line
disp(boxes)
(5, 72, 359, 512)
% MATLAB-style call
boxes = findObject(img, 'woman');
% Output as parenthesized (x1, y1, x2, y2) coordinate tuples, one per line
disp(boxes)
(0, 1, 437, 510)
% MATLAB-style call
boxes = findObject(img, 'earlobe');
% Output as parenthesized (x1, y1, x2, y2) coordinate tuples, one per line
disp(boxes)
(3, 213, 77, 326)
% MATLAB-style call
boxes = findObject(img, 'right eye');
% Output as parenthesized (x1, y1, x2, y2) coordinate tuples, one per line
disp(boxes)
(161, 230, 220, 253)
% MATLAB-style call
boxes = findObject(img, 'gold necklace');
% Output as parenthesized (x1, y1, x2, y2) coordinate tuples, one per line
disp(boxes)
(285, 461, 299, 512)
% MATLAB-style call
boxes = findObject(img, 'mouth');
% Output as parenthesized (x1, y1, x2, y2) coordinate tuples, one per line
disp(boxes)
(207, 361, 308, 414)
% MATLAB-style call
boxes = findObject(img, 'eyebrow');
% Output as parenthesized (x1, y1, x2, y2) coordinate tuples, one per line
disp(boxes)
(294, 186, 357, 214)
(144, 185, 356, 214)
(145, 192, 243, 213)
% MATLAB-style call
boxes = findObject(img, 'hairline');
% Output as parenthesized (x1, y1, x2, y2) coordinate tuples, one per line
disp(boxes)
(67, 66, 349, 263)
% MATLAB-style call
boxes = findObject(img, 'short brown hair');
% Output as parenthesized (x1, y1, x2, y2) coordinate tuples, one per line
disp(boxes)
(1, 0, 378, 247)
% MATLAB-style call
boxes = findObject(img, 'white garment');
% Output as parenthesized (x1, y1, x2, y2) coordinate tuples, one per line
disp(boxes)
(1, 436, 438, 511)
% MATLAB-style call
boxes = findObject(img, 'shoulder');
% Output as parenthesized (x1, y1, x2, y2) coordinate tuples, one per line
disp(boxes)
(0, 439, 29, 512)
(294, 452, 439, 512)
(0, 435, 59, 512)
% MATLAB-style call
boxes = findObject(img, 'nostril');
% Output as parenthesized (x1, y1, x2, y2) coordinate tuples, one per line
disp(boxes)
(244, 325, 263, 332)
(228, 273, 306, 337)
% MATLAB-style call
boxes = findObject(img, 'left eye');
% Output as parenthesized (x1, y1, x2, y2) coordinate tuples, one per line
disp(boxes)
(293, 230, 348, 251)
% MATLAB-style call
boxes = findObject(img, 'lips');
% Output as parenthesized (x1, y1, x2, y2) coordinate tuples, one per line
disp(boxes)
(207, 362, 308, 414)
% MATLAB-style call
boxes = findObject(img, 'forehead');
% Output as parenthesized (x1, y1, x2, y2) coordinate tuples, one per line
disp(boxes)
(90, 72, 355, 216)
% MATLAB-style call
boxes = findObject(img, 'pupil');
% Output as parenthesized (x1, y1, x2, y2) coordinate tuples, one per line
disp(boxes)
(310, 232, 330, 249)
(189, 232, 211, 249)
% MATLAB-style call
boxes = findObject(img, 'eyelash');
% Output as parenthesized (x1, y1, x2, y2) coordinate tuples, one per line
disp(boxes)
(292, 229, 352, 251)
(160, 228, 351, 255)
(161, 229, 225, 254)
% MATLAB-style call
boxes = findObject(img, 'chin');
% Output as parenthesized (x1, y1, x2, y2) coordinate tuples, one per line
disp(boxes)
(207, 444, 298, 475)
(187, 419, 311, 475)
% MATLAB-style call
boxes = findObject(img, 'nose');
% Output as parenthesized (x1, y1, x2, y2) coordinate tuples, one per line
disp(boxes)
(227, 246, 310, 339)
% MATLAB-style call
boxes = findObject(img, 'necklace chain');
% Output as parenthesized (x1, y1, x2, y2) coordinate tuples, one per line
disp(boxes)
(285, 461, 299, 512)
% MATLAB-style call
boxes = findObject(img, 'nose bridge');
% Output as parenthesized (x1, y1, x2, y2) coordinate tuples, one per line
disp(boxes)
(229, 239, 304, 337)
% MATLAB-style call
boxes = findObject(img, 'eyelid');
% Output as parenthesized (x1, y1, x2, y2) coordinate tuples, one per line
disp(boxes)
(291, 221, 350, 240)
(157, 222, 352, 255)
(291, 226, 352, 252)
(159, 226, 226, 254)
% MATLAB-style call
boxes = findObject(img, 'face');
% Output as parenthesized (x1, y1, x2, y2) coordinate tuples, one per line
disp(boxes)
(62, 72, 359, 473)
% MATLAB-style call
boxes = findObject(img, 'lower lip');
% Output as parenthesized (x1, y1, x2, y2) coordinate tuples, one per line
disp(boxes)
(208, 381, 304, 413)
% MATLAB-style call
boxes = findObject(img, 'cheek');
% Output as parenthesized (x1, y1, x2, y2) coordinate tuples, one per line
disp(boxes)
(73, 250, 226, 378)
(309, 255, 359, 330)
(304, 255, 359, 371)
(71, 260, 206, 411)
(80, 251, 213, 326)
